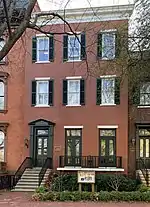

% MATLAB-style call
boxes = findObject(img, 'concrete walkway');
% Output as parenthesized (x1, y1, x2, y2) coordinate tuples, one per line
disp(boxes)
(0, 192, 149, 207)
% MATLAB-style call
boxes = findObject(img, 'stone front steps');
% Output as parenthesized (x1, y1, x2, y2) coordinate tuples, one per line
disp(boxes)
(12, 167, 51, 192)
(136, 169, 150, 187)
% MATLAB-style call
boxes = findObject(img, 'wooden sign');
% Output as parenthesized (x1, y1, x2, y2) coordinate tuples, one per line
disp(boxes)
(78, 171, 95, 183)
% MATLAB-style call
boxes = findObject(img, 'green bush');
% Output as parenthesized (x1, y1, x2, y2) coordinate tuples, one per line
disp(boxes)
(35, 186, 48, 194)
(51, 173, 139, 192)
(137, 184, 150, 192)
(32, 191, 150, 202)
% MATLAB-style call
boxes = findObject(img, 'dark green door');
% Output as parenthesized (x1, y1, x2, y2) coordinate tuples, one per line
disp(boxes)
(35, 128, 49, 167)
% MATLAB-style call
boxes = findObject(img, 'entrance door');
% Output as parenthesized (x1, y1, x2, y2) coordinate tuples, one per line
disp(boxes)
(35, 128, 49, 167)
(99, 129, 116, 167)
(65, 129, 82, 166)
(138, 128, 150, 168)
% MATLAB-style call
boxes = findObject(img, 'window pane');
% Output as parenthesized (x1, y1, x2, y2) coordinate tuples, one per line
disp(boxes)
(0, 131, 4, 162)
(71, 130, 81, 136)
(100, 130, 115, 136)
(37, 81, 48, 105)
(101, 139, 106, 156)
(37, 129, 48, 135)
(139, 129, 150, 136)
(146, 139, 150, 158)
(68, 80, 80, 92)
(38, 51, 49, 62)
(38, 38, 49, 50)
(109, 140, 114, 156)
(102, 33, 115, 59)
(0, 40, 5, 61)
(75, 140, 80, 156)
(66, 130, 71, 137)
(0, 97, 4, 110)
(101, 78, 115, 104)
(140, 139, 144, 157)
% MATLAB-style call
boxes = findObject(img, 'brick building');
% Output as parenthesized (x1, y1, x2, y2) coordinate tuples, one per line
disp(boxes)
(0, 4, 135, 179)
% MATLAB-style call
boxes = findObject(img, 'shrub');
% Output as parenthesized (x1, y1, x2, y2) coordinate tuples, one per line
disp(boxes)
(32, 191, 150, 202)
(51, 173, 139, 192)
(35, 186, 48, 194)
(137, 184, 150, 192)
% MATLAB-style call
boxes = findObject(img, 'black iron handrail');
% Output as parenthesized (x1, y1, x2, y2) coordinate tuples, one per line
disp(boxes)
(59, 155, 122, 168)
(14, 157, 33, 186)
(38, 157, 52, 187)
(136, 158, 149, 186)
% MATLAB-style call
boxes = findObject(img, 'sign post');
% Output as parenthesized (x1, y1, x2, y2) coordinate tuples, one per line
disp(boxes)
(78, 171, 95, 192)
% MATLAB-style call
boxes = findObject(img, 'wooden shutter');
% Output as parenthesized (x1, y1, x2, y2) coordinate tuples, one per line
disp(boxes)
(49, 80, 54, 106)
(32, 37, 37, 62)
(63, 80, 68, 105)
(49, 35, 54, 62)
(63, 35, 68, 62)
(97, 33, 102, 58)
(80, 79, 85, 105)
(115, 77, 120, 105)
(132, 84, 140, 105)
(81, 33, 86, 60)
(31, 80, 36, 106)
(96, 78, 101, 105)
(115, 33, 120, 58)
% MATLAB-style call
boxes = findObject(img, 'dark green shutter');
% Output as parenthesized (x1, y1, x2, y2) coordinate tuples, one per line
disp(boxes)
(49, 35, 54, 62)
(80, 79, 85, 105)
(32, 37, 37, 62)
(63, 35, 68, 62)
(132, 84, 140, 105)
(115, 33, 120, 58)
(49, 80, 54, 106)
(97, 33, 102, 58)
(96, 78, 101, 105)
(63, 80, 68, 105)
(31, 80, 36, 106)
(81, 33, 86, 60)
(115, 77, 120, 105)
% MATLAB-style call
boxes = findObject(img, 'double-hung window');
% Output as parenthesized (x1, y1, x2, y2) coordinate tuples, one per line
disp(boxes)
(101, 78, 115, 105)
(140, 82, 150, 106)
(68, 35, 81, 61)
(0, 39, 6, 63)
(37, 37, 49, 62)
(63, 79, 85, 106)
(36, 81, 49, 105)
(31, 79, 54, 107)
(0, 81, 4, 110)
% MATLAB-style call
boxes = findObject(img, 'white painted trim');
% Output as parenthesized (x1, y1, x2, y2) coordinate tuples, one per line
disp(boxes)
(34, 105, 50, 108)
(66, 105, 81, 107)
(97, 125, 118, 129)
(64, 126, 83, 129)
(100, 29, 117, 33)
(36, 34, 51, 37)
(35, 61, 51, 64)
(100, 104, 116, 106)
(57, 167, 124, 172)
(137, 106, 150, 108)
(100, 75, 117, 78)
(67, 59, 82, 62)
(35, 77, 50, 80)
(66, 76, 82, 80)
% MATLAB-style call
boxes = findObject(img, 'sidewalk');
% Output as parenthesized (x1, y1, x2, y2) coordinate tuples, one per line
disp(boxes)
(0, 192, 149, 207)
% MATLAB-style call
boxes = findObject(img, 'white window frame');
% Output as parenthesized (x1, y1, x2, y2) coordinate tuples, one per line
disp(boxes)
(140, 82, 150, 106)
(68, 35, 81, 61)
(102, 33, 116, 60)
(101, 78, 115, 105)
(36, 80, 49, 106)
(0, 39, 6, 62)
(36, 36, 49, 62)
(67, 79, 80, 106)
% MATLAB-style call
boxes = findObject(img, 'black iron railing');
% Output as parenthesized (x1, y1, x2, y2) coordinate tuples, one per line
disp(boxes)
(14, 157, 33, 186)
(136, 158, 149, 186)
(39, 157, 52, 187)
(59, 156, 122, 168)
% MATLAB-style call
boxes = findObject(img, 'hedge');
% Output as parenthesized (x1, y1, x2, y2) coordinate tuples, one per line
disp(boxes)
(32, 191, 150, 202)
(50, 174, 139, 192)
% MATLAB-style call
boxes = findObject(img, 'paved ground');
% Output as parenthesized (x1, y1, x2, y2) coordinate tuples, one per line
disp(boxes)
(0, 192, 149, 207)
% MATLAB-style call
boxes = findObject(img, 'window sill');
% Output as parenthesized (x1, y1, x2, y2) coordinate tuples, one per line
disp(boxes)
(66, 104, 81, 107)
(137, 106, 150, 108)
(35, 61, 51, 64)
(34, 105, 50, 108)
(0, 109, 8, 114)
(66, 59, 82, 63)
(100, 104, 116, 106)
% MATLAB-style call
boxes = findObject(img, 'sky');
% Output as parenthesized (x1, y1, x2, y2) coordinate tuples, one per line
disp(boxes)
(38, 0, 134, 11)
